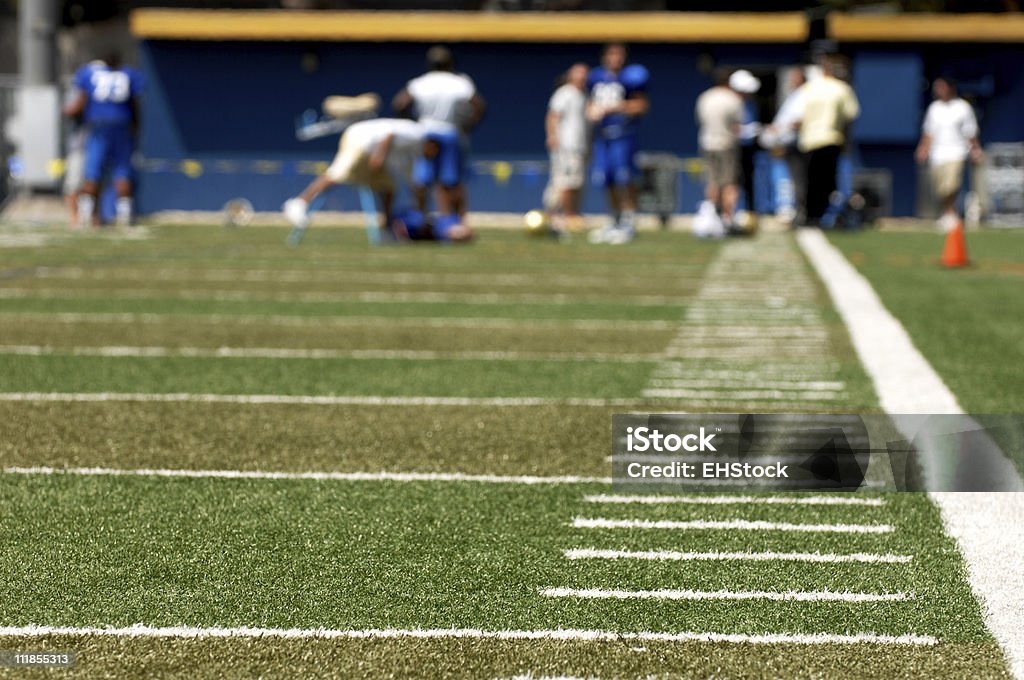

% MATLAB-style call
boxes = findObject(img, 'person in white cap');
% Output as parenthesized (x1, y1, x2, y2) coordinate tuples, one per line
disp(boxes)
(729, 69, 762, 215)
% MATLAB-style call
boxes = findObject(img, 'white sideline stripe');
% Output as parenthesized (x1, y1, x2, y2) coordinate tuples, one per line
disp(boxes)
(572, 517, 892, 534)
(795, 230, 961, 417)
(797, 230, 1024, 679)
(583, 494, 885, 507)
(3, 466, 609, 485)
(0, 625, 937, 646)
(564, 548, 911, 564)
(0, 393, 645, 408)
(0, 345, 660, 364)
(0, 287, 685, 307)
(931, 493, 1024, 680)
(0, 312, 678, 332)
(541, 588, 911, 603)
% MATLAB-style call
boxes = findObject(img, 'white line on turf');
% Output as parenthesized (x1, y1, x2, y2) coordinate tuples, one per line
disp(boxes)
(797, 229, 1024, 679)
(563, 548, 911, 564)
(0, 312, 679, 332)
(0, 392, 857, 413)
(0, 393, 643, 407)
(582, 494, 885, 507)
(930, 492, 1024, 680)
(0, 625, 937, 645)
(3, 466, 609, 485)
(795, 230, 959, 416)
(640, 389, 845, 401)
(540, 587, 912, 602)
(0, 345, 661, 364)
(0, 287, 686, 307)
(30, 266, 704, 290)
(572, 517, 893, 534)
(645, 379, 846, 390)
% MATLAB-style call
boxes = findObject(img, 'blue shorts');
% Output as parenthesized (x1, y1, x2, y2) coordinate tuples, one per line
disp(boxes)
(83, 124, 135, 183)
(414, 131, 464, 188)
(591, 135, 638, 188)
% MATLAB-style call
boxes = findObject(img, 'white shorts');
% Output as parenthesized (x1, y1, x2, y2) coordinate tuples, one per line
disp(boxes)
(63, 147, 84, 195)
(325, 128, 393, 191)
(549, 148, 586, 191)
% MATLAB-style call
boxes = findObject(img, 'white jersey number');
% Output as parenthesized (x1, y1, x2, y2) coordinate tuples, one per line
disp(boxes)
(591, 81, 625, 109)
(91, 71, 131, 103)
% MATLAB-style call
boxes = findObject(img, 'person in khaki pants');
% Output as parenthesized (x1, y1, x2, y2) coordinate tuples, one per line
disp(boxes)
(915, 77, 983, 231)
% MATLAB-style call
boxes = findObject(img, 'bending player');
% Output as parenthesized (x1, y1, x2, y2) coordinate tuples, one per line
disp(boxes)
(586, 43, 649, 244)
(282, 117, 472, 243)
(63, 53, 143, 229)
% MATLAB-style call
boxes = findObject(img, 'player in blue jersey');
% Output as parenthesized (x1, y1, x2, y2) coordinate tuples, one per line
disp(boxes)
(586, 43, 649, 244)
(63, 54, 143, 229)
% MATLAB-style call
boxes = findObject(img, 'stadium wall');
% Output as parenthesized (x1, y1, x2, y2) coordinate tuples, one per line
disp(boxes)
(131, 11, 1024, 218)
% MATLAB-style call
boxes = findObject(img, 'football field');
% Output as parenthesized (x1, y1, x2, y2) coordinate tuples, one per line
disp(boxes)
(0, 223, 1015, 678)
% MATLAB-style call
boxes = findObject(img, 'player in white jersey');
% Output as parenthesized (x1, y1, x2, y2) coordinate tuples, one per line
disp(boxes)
(545, 63, 590, 232)
(915, 77, 982, 230)
(392, 46, 486, 224)
(283, 118, 470, 241)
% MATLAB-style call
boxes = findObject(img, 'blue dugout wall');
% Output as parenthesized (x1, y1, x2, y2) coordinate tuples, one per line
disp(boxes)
(133, 13, 1024, 217)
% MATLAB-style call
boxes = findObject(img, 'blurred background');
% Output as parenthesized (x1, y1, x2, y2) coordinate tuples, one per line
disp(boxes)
(2, 0, 1023, 223)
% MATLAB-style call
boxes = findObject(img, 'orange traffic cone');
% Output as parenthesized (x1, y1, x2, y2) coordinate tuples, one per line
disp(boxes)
(941, 221, 969, 268)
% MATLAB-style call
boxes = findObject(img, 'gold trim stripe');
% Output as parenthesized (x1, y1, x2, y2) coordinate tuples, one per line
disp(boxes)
(829, 12, 1024, 43)
(130, 9, 807, 43)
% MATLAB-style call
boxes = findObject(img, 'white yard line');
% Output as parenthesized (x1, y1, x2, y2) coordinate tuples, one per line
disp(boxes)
(0, 392, 643, 407)
(0, 345, 660, 364)
(0, 287, 684, 307)
(0, 391, 838, 411)
(645, 380, 845, 390)
(563, 548, 911, 564)
(571, 517, 893, 533)
(27, 266, 703, 290)
(797, 229, 1024, 679)
(0, 624, 937, 646)
(540, 587, 911, 603)
(640, 389, 845, 401)
(582, 494, 884, 507)
(3, 466, 609, 486)
(0, 312, 678, 332)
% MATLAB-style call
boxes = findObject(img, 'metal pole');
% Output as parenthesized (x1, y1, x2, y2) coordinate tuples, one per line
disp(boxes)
(18, 0, 59, 87)
(15, 0, 61, 190)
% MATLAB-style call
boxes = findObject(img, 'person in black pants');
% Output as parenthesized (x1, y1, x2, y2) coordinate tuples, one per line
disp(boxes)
(797, 57, 860, 226)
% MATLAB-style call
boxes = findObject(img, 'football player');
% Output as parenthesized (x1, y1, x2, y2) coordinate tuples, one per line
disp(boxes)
(586, 43, 650, 244)
(63, 53, 144, 228)
(282, 118, 472, 242)
(392, 46, 486, 226)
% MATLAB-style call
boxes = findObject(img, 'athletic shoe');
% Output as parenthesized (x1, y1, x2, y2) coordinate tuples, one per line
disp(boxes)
(605, 226, 635, 245)
(588, 226, 615, 244)
(283, 198, 310, 229)
(938, 213, 958, 233)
